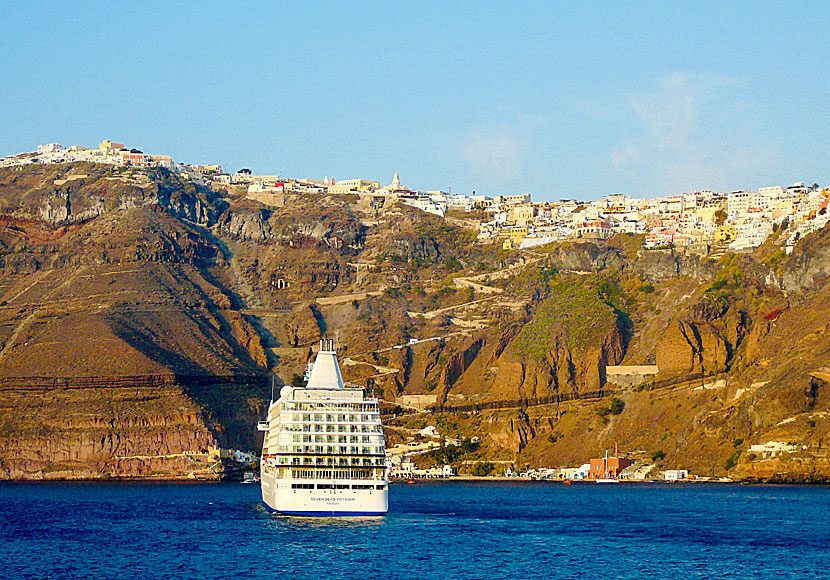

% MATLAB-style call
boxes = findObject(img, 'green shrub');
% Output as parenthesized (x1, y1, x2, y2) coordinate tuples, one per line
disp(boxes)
(471, 462, 495, 476)
(598, 397, 625, 417)
(725, 450, 741, 471)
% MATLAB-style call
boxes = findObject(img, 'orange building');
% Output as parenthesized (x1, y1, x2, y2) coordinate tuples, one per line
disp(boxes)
(588, 449, 631, 479)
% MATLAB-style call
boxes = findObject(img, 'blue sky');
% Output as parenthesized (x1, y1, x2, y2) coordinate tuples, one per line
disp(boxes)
(1, 2, 828, 201)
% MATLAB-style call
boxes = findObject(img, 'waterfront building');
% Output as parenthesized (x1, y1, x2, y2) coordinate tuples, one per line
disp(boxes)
(588, 452, 630, 479)
(664, 469, 689, 481)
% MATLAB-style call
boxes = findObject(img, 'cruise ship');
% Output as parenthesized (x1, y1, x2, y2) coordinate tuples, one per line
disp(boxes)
(258, 340, 388, 516)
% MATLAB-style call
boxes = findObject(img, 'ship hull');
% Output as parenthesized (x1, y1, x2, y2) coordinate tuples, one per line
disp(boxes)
(261, 478, 388, 516)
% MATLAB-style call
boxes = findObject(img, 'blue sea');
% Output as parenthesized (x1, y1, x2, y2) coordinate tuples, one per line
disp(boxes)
(2, 481, 829, 579)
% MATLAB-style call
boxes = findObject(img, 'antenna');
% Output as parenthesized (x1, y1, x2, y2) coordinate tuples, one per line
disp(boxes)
(270, 375, 275, 403)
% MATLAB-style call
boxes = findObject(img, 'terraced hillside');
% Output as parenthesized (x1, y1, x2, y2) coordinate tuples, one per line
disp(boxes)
(1, 163, 829, 481)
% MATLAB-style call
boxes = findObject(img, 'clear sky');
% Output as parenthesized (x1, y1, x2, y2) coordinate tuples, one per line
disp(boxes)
(1, 2, 828, 201)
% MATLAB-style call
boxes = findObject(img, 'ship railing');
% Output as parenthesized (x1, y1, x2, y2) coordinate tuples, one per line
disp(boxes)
(283, 472, 388, 481)
(281, 420, 381, 429)
(287, 402, 379, 412)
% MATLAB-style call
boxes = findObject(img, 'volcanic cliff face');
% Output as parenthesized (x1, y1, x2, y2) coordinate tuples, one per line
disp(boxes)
(1, 163, 830, 481)
(0, 380, 217, 480)
(0, 165, 268, 479)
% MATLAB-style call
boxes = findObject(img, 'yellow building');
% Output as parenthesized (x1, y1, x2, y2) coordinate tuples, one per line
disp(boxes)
(510, 203, 536, 226)
(329, 179, 381, 194)
(99, 139, 125, 153)
(501, 226, 529, 249)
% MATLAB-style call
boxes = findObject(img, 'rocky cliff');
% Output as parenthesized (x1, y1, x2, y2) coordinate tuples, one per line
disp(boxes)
(1, 163, 829, 481)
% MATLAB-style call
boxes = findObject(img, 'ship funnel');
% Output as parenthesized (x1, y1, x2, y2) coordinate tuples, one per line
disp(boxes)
(307, 338, 344, 389)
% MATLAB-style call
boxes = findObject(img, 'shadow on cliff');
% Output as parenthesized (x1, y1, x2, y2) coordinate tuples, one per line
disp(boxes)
(104, 310, 213, 376)
(103, 309, 270, 451)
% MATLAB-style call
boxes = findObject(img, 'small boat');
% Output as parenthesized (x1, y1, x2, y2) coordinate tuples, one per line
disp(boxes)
(562, 479, 573, 486)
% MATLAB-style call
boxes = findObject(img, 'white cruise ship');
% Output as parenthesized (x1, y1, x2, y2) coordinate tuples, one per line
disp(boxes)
(258, 340, 388, 516)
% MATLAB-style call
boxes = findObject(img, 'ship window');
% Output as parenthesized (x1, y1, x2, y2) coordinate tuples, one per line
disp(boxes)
(376, 484, 386, 490)
(291, 483, 314, 489)
(353, 484, 373, 490)
(334, 484, 349, 489)
(316, 484, 333, 489)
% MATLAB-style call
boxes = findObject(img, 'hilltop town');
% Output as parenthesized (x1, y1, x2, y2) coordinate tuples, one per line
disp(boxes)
(4, 140, 828, 257)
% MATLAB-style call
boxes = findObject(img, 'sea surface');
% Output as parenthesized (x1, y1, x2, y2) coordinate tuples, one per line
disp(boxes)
(2, 480, 829, 579)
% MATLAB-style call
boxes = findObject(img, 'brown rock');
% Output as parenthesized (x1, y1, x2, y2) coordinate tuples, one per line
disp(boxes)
(657, 320, 701, 376)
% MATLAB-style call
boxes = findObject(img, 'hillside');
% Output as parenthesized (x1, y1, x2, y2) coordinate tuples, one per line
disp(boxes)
(1, 163, 829, 481)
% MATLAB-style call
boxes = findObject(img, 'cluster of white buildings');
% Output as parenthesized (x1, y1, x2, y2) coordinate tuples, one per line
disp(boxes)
(635, 184, 828, 253)
(476, 193, 650, 249)
(4, 140, 828, 253)
(240, 171, 471, 217)
(1, 140, 177, 170)
(511, 464, 691, 481)
(721, 184, 829, 253)
(385, 438, 452, 479)
(476, 184, 828, 253)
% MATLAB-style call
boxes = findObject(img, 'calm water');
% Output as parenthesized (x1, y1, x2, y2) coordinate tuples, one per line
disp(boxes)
(2, 481, 829, 579)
